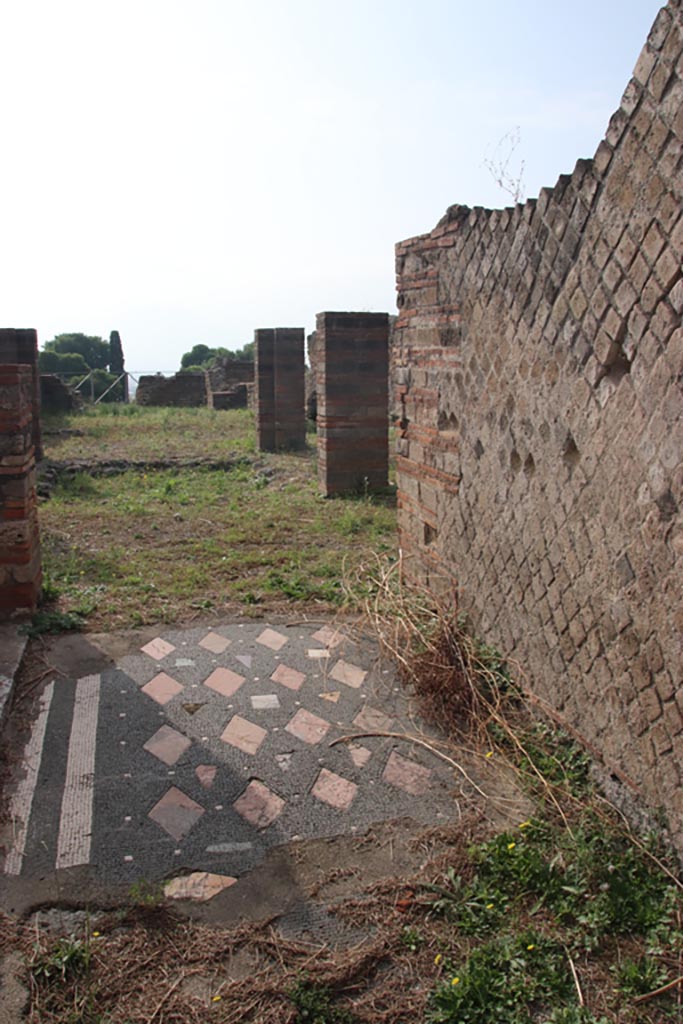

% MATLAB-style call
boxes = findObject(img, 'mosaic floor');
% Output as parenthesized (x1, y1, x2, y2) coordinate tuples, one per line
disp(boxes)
(2, 621, 459, 892)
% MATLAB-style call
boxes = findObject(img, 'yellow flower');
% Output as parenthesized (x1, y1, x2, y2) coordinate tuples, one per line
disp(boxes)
(451, 977, 460, 986)
(507, 842, 516, 851)
(212, 995, 222, 1002)
(527, 944, 535, 951)
(434, 954, 442, 965)
(519, 820, 531, 829)
(486, 903, 494, 909)
(485, 751, 493, 758)
(92, 931, 101, 937)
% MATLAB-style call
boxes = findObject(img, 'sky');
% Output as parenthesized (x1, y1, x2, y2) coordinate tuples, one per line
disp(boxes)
(1, 0, 662, 372)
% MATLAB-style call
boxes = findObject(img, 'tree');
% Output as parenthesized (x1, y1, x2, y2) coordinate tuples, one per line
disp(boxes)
(180, 344, 213, 369)
(38, 350, 89, 374)
(109, 330, 125, 374)
(43, 333, 110, 370)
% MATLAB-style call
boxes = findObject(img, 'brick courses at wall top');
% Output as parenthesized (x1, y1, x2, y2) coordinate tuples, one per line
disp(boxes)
(394, 1, 683, 850)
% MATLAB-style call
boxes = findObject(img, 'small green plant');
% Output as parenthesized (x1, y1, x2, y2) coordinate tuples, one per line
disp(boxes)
(22, 609, 86, 637)
(400, 926, 424, 952)
(287, 979, 357, 1023)
(30, 935, 91, 982)
(128, 878, 164, 907)
(427, 930, 571, 1023)
(614, 954, 669, 996)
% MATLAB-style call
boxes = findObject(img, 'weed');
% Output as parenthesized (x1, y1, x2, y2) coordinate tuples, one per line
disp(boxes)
(400, 926, 424, 952)
(22, 609, 86, 636)
(54, 472, 98, 499)
(30, 935, 91, 982)
(427, 930, 572, 1023)
(287, 978, 357, 1023)
(614, 954, 669, 996)
(128, 878, 164, 907)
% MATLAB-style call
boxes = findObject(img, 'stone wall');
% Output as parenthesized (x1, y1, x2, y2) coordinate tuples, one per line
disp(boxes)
(0, 364, 41, 616)
(394, 2, 683, 847)
(316, 312, 389, 496)
(135, 372, 208, 407)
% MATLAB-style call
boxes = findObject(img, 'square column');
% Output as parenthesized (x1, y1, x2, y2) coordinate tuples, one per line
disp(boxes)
(0, 329, 42, 460)
(316, 312, 389, 496)
(255, 328, 305, 451)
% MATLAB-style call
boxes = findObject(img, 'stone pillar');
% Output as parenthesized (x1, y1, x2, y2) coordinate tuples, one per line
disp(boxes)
(316, 312, 389, 496)
(0, 364, 42, 616)
(255, 328, 305, 451)
(0, 329, 42, 461)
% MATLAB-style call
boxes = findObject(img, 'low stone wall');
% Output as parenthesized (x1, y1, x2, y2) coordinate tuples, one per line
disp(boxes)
(393, 1, 683, 848)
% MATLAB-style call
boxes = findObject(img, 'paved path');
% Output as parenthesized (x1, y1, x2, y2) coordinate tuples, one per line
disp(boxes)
(1, 621, 462, 902)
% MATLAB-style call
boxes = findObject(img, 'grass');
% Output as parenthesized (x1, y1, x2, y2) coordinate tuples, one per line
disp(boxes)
(37, 406, 396, 630)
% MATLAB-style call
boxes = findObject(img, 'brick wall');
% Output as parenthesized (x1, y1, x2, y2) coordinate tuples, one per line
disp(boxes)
(254, 328, 306, 451)
(394, 2, 683, 848)
(316, 312, 389, 496)
(135, 372, 208, 407)
(0, 365, 42, 616)
(0, 329, 42, 461)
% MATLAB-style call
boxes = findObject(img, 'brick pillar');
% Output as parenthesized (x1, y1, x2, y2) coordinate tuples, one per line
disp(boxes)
(255, 328, 276, 451)
(255, 327, 305, 451)
(316, 312, 389, 496)
(0, 329, 42, 461)
(274, 328, 305, 450)
(0, 364, 42, 616)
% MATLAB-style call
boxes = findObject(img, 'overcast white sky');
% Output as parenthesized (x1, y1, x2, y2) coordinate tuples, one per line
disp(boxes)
(1, 0, 661, 371)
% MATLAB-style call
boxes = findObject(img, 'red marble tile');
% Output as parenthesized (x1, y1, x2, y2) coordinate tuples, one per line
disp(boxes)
(311, 768, 358, 810)
(382, 750, 432, 796)
(144, 725, 192, 766)
(233, 780, 284, 829)
(203, 667, 245, 698)
(329, 659, 366, 689)
(220, 715, 267, 755)
(199, 631, 231, 654)
(271, 663, 305, 691)
(142, 672, 183, 705)
(148, 787, 204, 840)
(255, 627, 288, 651)
(141, 637, 176, 661)
(353, 705, 393, 732)
(285, 708, 330, 745)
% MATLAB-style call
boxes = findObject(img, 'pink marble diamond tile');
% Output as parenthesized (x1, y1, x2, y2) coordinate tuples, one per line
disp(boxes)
(353, 705, 393, 732)
(195, 765, 217, 789)
(220, 715, 267, 755)
(348, 743, 372, 768)
(199, 631, 231, 654)
(255, 627, 288, 651)
(382, 750, 432, 796)
(233, 780, 284, 828)
(148, 786, 204, 840)
(271, 663, 305, 691)
(329, 659, 367, 689)
(311, 768, 358, 810)
(165, 872, 236, 901)
(141, 637, 175, 661)
(144, 725, 192, 766)
(204, 666, 245, 698)
(285, 708, 330, 745)
(311, 625, 345, 648)
(142, 672, 184, 705)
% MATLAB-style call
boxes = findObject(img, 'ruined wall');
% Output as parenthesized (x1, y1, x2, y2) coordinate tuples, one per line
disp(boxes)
(254, 328, 306, 451)
(394, 2, 683, 846)
(135, 372, 208, 407)
(0, 365, 41, 615)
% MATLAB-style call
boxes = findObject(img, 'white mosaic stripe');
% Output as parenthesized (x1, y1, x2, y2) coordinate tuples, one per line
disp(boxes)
(4, 682, 55, 876)
(56, 674, 101, 870)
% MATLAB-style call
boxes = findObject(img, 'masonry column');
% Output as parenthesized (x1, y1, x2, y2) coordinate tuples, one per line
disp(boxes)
(0, 364, 42, 615)
(316, 312, 389, 496)
(255, 328, 276, 451)
(0, 329, 42, 461)
(274, 328, 305, 450)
